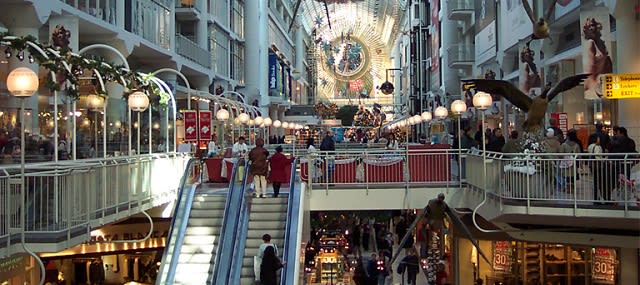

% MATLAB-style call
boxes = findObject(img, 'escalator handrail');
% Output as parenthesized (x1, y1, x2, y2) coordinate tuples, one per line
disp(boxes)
(280, 158, 300, 285)
(210, 159, 245, 284)
(157, 158, 202, 284)
(228, 160, 253, 284)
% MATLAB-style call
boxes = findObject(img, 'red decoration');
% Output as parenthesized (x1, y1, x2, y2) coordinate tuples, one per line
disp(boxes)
(199, 111, 212, 141)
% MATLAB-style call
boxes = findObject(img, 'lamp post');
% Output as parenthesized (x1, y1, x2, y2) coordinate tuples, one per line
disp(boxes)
(451, 99, 467, 183)
(128, 91, 150, 155)
(473, 91, 492, 190)
(7, 66, 39, 246)
(86, 94, 106, 157)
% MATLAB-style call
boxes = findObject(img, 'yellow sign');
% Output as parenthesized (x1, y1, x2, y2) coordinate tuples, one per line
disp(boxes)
(602, 73, 640, 99)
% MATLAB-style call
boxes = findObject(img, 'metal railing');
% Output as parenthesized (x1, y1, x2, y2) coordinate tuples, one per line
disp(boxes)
(0, 153, 190, 258)
(466, 151, 640, 211)
(176, 34, 211, 68)
(447, 43, 474, 67)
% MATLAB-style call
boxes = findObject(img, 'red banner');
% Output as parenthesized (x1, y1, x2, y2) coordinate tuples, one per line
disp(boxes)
(199, 111, 212, 141)
(550, 112, 568, 136)
(183, 110, 198, 142)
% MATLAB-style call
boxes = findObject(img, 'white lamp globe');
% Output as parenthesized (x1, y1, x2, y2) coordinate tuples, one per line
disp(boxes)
(434, 106, 448, 119)
(282, 122, 289, 129)
(412, 115, 422, 124)
(451, 99, 467, 115)
(216, 109, 230, 121)
(248, 119, 255, 126)
(273, 120, 282, 128)
(408, 117, 416, 125)
(254, 116, 264, 125)
(234, 117, 241, 125)
(7, 67, 39, 97)
(128, 91, 149, 112)
(473, 91, 493, 110)
(238, 113, 250, 123)
(263, 117, 273, 126)
(421, 111, 432, 122)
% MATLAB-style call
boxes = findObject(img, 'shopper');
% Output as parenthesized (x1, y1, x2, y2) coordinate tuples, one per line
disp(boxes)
(319, 130, 336, 184)
(260, 245, 284, 285)
(397, 247, 419, 285)
(249, 138, 269, 198)
(269, 145, 294, 198)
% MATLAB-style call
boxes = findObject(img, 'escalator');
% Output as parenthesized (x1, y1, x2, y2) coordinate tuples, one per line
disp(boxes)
(227, 159, 305, 285)
(156, 159, 246, 285)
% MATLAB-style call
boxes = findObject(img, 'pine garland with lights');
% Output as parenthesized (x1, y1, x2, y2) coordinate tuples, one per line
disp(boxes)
(313, 102, 338, 119)
(0, 31, 170, 105)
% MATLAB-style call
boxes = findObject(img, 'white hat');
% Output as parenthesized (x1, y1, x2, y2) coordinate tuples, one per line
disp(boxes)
(546, 128, 555, 138)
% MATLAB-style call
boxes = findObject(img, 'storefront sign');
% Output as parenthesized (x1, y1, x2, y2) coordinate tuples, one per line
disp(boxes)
(199, 110, 212, 141)
(492, 241, 512, 272)
(603, 73, 640, 99)
(0, 254, 27, 281)
(550, 112, 568, 136)
(183, 110, 198, 142)
(269, 53, 278, 89)
(592, 248, 615, 284)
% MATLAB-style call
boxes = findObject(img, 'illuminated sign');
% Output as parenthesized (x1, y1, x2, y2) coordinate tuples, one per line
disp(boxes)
(592, 248, 616, 284)
(603, 73, 640, 99)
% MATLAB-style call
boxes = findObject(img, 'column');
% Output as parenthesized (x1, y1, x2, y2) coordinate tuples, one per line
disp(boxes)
(196, 0, 208, 48)
(278, 107, 286, 137)
(244, 0, 269, 115)
(295, 25, 306, 104)
(116, 0, 125, 30)
(270, 107, 278, 140)
(618, 248, 639, 284)
(612, 1, 640, 142)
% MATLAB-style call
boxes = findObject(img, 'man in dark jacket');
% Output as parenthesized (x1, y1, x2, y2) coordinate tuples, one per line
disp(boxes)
(319, 130, 336, 184)
(398, 248, 420, 285)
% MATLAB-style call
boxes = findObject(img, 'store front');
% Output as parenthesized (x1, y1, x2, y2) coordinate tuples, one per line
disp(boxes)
(457, 238, 623, 285)
(39, 219, 170, 285)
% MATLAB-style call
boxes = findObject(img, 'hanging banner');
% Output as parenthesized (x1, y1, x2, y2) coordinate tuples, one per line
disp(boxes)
(183, 110, 198, 142)
(199, 110, 212, 141)
(551, 112, 568, 136)
(269, 53, 278, 89)
(581, 7, 614, 100)
(492, 241, 512, 272)
(430, 0, 440, 72)
(592, 248, 615, 284)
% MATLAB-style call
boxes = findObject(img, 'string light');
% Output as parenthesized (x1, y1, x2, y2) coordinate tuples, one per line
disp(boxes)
(4, 48, 11, 58)
(17, 51, 24, 61)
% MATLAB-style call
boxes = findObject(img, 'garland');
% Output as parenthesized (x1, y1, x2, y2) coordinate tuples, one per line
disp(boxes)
(313, 102, 338, 119)
(0, 32, 170, 106)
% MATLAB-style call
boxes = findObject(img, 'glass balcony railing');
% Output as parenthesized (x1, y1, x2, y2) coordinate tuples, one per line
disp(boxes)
(176, 34, 211, 69)
(447, 0, 474, 19)
(447, 43, 474, 67)
(60, 0, 117, 25)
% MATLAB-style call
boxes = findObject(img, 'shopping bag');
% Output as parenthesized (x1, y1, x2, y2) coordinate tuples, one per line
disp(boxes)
(253, 256, 261, 281)
(237, 165, 245, 182)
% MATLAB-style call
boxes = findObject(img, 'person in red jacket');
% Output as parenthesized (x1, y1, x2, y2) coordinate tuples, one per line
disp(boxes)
(269, 146, 294, 197)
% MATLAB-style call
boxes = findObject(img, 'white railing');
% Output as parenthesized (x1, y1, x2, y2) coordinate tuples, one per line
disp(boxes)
(466, 151, 640, 209)
(176, 34, 211, 68)
(0, 153, 190, 258)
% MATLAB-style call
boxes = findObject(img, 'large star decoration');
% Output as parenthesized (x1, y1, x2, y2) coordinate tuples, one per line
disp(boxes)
(320, 78, 328, 86)
(315, 16, 323, 26)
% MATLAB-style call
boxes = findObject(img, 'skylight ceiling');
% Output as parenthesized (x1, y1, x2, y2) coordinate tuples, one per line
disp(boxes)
(299, 0, 406, 51)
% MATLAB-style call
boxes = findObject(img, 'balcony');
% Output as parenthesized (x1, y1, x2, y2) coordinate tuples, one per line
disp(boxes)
(175, 34, 211, 69)
(60, 0, 117, 25)
(447, 43, 474, 68)
(447, 0, 474, 21)
(175, 0, 202, 21)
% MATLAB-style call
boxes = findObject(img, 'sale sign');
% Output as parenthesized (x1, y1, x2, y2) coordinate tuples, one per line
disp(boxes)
(592, 248, 615, 284)
(183, 110, 198, 142)
(199, 111, 212, 141)
(493, 241, 512, 272)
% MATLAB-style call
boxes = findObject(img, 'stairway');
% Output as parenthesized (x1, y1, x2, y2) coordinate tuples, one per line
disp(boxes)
(173, 194, 226, 285)
(240, 196, 288, 285)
